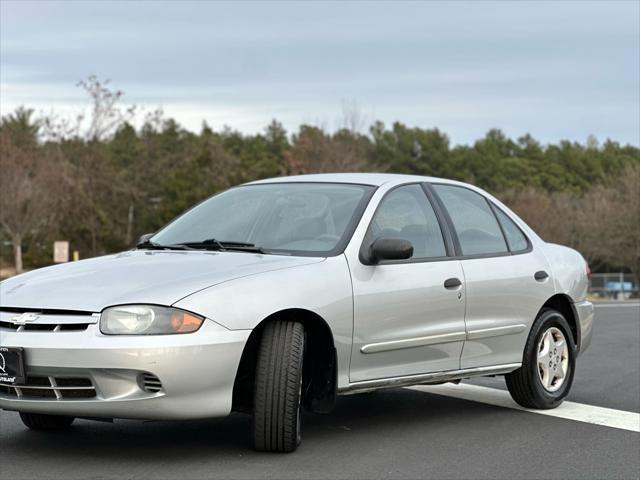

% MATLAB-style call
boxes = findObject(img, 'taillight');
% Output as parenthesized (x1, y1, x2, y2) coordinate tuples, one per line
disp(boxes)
(585, 261, 592, 279)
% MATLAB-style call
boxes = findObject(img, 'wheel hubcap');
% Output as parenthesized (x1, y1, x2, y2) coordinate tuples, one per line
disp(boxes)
(537, 326, 569, 392)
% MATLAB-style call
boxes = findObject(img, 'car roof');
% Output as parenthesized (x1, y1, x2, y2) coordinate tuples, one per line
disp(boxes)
(246, 173, 453, 187)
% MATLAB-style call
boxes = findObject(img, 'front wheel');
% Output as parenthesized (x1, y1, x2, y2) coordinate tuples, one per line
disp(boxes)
(506, 308, 576, 409)
(253, 320, 305, 453)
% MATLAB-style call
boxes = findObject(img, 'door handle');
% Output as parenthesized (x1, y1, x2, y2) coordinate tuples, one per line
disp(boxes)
(444, 277, 462, 289)
(534, 270, 549, 281)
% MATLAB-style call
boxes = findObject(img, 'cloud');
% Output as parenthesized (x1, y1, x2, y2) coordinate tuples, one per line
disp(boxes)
(1, 0, 638, 145)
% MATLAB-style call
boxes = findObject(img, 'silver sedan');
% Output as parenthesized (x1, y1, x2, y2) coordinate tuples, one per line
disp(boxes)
(0, 173, 594, 452)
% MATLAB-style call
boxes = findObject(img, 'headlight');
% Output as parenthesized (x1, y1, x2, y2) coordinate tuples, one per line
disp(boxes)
(100, 305, 204, 335)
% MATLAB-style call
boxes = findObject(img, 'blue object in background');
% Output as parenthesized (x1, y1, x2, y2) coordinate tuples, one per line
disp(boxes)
(606, 282, 633, 291)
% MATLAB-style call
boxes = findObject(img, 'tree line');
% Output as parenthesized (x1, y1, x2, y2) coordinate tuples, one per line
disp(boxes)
(1, 77, 638, 282)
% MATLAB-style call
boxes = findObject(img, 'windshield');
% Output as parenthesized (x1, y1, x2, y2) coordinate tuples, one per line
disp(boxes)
(151, 183, 374, 256)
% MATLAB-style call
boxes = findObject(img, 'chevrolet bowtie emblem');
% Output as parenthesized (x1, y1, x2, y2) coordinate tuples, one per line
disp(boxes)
(12, 312, 40, 324)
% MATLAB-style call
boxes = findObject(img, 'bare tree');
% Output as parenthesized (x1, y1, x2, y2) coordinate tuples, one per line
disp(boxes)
(40, 109, 84, 141)
(590, 164, 640, 282)
(338, 99, 369, 134)
(0, 130, 65, 273)
(285, 125, 370, 175)
(500, 167, 640, 283)
(498, 189, 575, 244)
(77, 75, 136, 141)
(76, 76, 138, 246)
(38, 76, 139, 143)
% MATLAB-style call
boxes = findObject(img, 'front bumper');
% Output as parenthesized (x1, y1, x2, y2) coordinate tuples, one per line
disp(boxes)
(574, 300, 594, 354)
(0, 320, 250, 420)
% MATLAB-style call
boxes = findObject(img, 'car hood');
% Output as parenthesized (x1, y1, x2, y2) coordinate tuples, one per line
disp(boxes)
(0, 250, 323, 313)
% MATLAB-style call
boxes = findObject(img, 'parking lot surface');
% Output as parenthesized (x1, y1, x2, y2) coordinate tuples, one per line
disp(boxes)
(1, 303, 638, 480)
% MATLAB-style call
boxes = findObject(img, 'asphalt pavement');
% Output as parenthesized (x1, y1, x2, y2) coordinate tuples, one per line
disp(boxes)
(1, 303, 638, 480)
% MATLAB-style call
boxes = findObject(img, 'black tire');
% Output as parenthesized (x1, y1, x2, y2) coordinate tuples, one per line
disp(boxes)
(506, 308, 576, 409)
(253, 320, 305, 453)
(19, 412, 75, 431)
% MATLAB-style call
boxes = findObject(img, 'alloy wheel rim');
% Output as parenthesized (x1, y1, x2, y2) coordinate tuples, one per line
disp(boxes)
(537, 326, 569, 393)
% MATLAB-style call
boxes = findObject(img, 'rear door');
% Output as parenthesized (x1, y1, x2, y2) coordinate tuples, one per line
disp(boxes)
(429, 183, 555, 369)
(348, 184, 467, 382)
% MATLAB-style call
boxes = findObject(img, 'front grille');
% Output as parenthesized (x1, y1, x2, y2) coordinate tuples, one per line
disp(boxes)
(55, 377, 92, 387)
(139, 373, 163, 393)
(0, 375, 96, 400)
(0, 320, 90, 332)
(58, 324, 90, 331)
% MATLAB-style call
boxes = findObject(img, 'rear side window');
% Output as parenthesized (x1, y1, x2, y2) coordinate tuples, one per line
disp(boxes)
(494, 207, 529, 252)
(432, 184, 508, 256)
(369, 184, 447, 258)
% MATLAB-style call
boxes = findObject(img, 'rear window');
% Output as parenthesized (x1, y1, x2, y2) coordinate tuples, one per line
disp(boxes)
(432, 184, 508, 256)
(494, 207, 529, 252)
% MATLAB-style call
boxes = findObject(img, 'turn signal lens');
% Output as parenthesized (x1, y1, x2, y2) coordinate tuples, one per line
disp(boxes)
(170, 311, 204, 333)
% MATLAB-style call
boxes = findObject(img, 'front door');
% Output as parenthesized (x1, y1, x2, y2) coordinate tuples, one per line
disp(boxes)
(348, 184, 467, 383)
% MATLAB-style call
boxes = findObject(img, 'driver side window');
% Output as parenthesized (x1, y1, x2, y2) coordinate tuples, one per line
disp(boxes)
(369, 184, 447, 259)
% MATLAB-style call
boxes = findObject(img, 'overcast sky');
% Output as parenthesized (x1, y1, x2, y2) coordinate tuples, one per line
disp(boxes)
(1, 1, 639, 145)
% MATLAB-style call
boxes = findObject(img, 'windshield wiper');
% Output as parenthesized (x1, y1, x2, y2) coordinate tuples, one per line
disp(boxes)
(136, 239, 191, 251)
(179, 239, 267, 254)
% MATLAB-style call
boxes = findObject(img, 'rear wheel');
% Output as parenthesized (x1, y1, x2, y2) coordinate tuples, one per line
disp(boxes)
(253, 320, 305, 453)
(19, 412, 75, 430)
(506, 308, 576, 409)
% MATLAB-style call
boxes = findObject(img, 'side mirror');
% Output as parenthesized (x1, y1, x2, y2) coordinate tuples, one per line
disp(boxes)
(136, 233, 155, 247)
(365, 238, 413, 264)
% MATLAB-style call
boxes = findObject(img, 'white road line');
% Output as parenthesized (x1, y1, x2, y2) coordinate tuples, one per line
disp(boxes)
(409, 383, 640, 433)
(594, 303, 640, 308)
